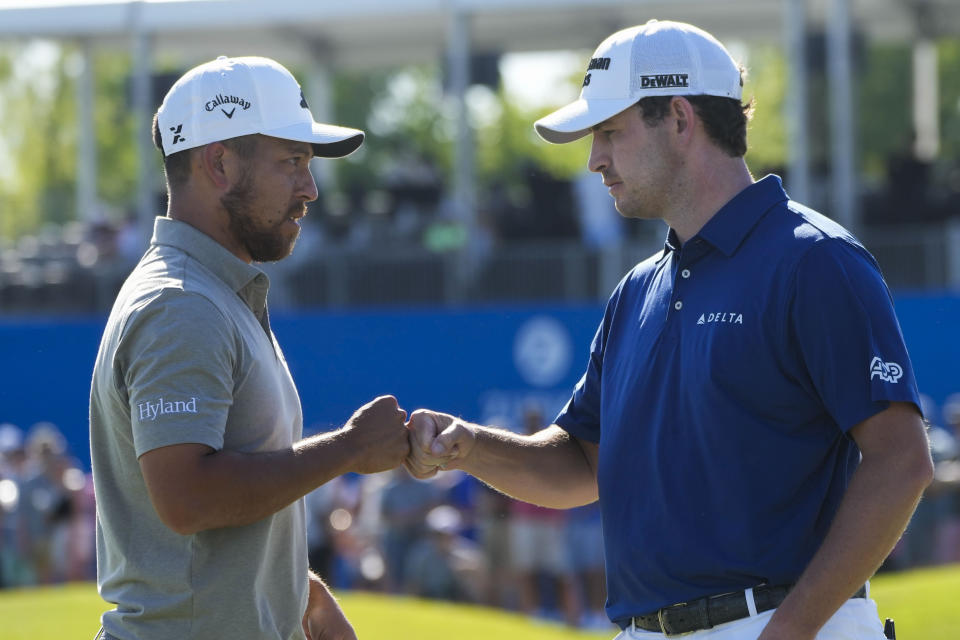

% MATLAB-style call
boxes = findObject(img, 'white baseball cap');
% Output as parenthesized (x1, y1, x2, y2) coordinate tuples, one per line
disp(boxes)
(156, 56, 364, 158)
(535, 20, 743, 144)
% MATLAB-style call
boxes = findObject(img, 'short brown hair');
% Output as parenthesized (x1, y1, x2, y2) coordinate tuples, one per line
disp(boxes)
(635, 94, 754, 158)
(151, 113, 259, 188)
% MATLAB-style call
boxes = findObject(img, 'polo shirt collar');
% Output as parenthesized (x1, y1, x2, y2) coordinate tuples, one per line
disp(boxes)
(150, 217, 269, 312)
(661, 174, 788, 259)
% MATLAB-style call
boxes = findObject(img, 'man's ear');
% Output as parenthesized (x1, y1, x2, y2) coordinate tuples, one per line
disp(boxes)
(670, 96, 696, 141)
(198, 142, 230, 190)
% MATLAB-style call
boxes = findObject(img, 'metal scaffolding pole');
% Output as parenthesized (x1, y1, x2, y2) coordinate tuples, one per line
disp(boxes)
(130, 5, 154, 238)
(304, 39, 336, 191)
(446, 7, 475, 229)
(75, 38, 97, 222)
(827, 0, 857, 231)
(446, 7, 477, 300)
(783, 0, 810, 203)
(913, 39, 939, 161)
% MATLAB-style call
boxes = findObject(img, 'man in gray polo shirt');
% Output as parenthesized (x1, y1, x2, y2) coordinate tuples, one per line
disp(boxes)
(90, 56, 409, 640)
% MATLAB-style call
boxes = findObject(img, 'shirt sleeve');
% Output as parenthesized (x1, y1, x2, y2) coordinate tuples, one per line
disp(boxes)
(554, 290, 621, 443)
(116, 289, 237, 458)
(790, 239, 921, 432)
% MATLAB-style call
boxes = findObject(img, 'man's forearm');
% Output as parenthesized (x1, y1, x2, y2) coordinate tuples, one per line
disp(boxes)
(459, 424, 599, 509)
(165, 430, 360, 534)
(143, 395, 409, 535)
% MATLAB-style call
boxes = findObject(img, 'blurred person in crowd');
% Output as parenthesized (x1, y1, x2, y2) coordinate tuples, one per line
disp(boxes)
(304, 477, 341, 584)
(379, 468, 444, 592)
(42, 439, 90, 584)
(116, 211, 148, 266)
(326, 472, 392, 591)
(0, 423, 28, 588)
(304, 471, 383, 588)
(894, 394, 953, 568)
(406, 20, 932, 640)
(85, 218, 120, 265)
(574, 168, 624, 250)
(19, 422, 73, 585)
(90, 56, 410, 640)
(404, 504, 485, 602)
(929, 393, 960, 563)
(4, 421, 95, 586)
(565, 501, 609, 629)
(71, 466, 97, 582)
(475, 481, 515, 609)
(508, 406, 580, 626)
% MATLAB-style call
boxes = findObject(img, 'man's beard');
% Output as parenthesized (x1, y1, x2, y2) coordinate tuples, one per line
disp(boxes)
(221, 170, 300, 263)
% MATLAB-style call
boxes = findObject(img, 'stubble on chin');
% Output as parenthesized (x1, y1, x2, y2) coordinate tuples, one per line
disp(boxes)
(221, 174, 299, 263)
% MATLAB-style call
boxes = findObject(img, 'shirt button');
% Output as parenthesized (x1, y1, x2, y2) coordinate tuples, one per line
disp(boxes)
(681, 269, 691, 279)
(674, 301, 683, 310)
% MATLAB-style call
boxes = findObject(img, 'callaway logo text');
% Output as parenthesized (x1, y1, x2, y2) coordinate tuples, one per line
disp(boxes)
(205, 94, 252, 118)
(137, 397, 199, 422)
(640, 73, 689, 89)
(697, 312, 744, 325)
(869, 357, 903, 383)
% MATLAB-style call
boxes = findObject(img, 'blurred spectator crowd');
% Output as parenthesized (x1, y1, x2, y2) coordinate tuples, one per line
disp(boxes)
(892, 393, 960, 569)
(5, 161, 960, 314)
(1, 396, 960, 629)
(0, 164, 666, 314)
(0, 421, 95, 587)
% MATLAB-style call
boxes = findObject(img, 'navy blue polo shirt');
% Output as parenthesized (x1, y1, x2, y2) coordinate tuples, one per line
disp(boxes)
(555, 175, 921, 627)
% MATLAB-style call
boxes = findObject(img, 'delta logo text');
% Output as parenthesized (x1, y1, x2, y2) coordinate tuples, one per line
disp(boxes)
(205, 94, 252, 119)
(137, 397, 199, 422)
(697, 312, 744, 325)
(582, 56, 612, 87)
(869, 357, 903, 383)
(640, 73, 690, 89)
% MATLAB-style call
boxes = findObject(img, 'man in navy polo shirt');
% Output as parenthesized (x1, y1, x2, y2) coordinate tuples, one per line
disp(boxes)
(405, 20, 933, 640)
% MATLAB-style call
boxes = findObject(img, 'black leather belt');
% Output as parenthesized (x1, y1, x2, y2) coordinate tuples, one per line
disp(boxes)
(632, 583, 867, 636)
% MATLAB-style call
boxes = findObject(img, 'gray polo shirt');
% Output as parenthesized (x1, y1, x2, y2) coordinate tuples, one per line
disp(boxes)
(90, 217, 307, 640)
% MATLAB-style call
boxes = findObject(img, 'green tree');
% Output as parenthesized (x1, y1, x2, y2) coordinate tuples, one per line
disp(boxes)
(330, 65, 455, 192)
(93, 49, 140, 212)
(0, 43, 154, 241)
(743, 44, 787, 174)
(474, 81, 590, 188)
(857, 42, 913, 179)
(937, 39, 960, 166)
(0, 41, 77, 239)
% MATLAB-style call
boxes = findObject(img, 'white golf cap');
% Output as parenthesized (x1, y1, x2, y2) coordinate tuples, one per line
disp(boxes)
(157, 56, 364, 158)
(535, 20, 743, 144)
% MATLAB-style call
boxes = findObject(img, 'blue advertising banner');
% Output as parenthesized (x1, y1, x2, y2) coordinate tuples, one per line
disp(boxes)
(0, 293, 956, 470)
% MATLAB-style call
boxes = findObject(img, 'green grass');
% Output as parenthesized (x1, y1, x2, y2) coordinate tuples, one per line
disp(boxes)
(870, 564, 960, 639)
(1, 565, 957, 639)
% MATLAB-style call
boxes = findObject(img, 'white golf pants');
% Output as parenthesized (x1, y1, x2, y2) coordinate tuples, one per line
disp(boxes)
(614, 588, 888, 640)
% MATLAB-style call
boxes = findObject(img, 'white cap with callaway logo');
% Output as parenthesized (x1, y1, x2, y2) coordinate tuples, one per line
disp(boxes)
(156, 55, 364, 158)
(534, 20, 743, 144)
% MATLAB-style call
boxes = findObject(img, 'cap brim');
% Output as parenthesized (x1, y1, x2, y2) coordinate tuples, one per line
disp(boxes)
(266, 121, 365, 158)
(534, 97, 637, 144)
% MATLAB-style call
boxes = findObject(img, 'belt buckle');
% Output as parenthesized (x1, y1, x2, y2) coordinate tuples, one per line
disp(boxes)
(657, 602, 684, 636)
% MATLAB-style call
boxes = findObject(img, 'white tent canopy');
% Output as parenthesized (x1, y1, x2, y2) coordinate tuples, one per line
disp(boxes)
(2, 0, 958, 232)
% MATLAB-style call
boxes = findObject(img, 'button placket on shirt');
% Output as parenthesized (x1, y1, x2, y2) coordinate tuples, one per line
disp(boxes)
(673, 264, 693, 313)
(664, 237, 704, 325)
(673, 239, 707, 315)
